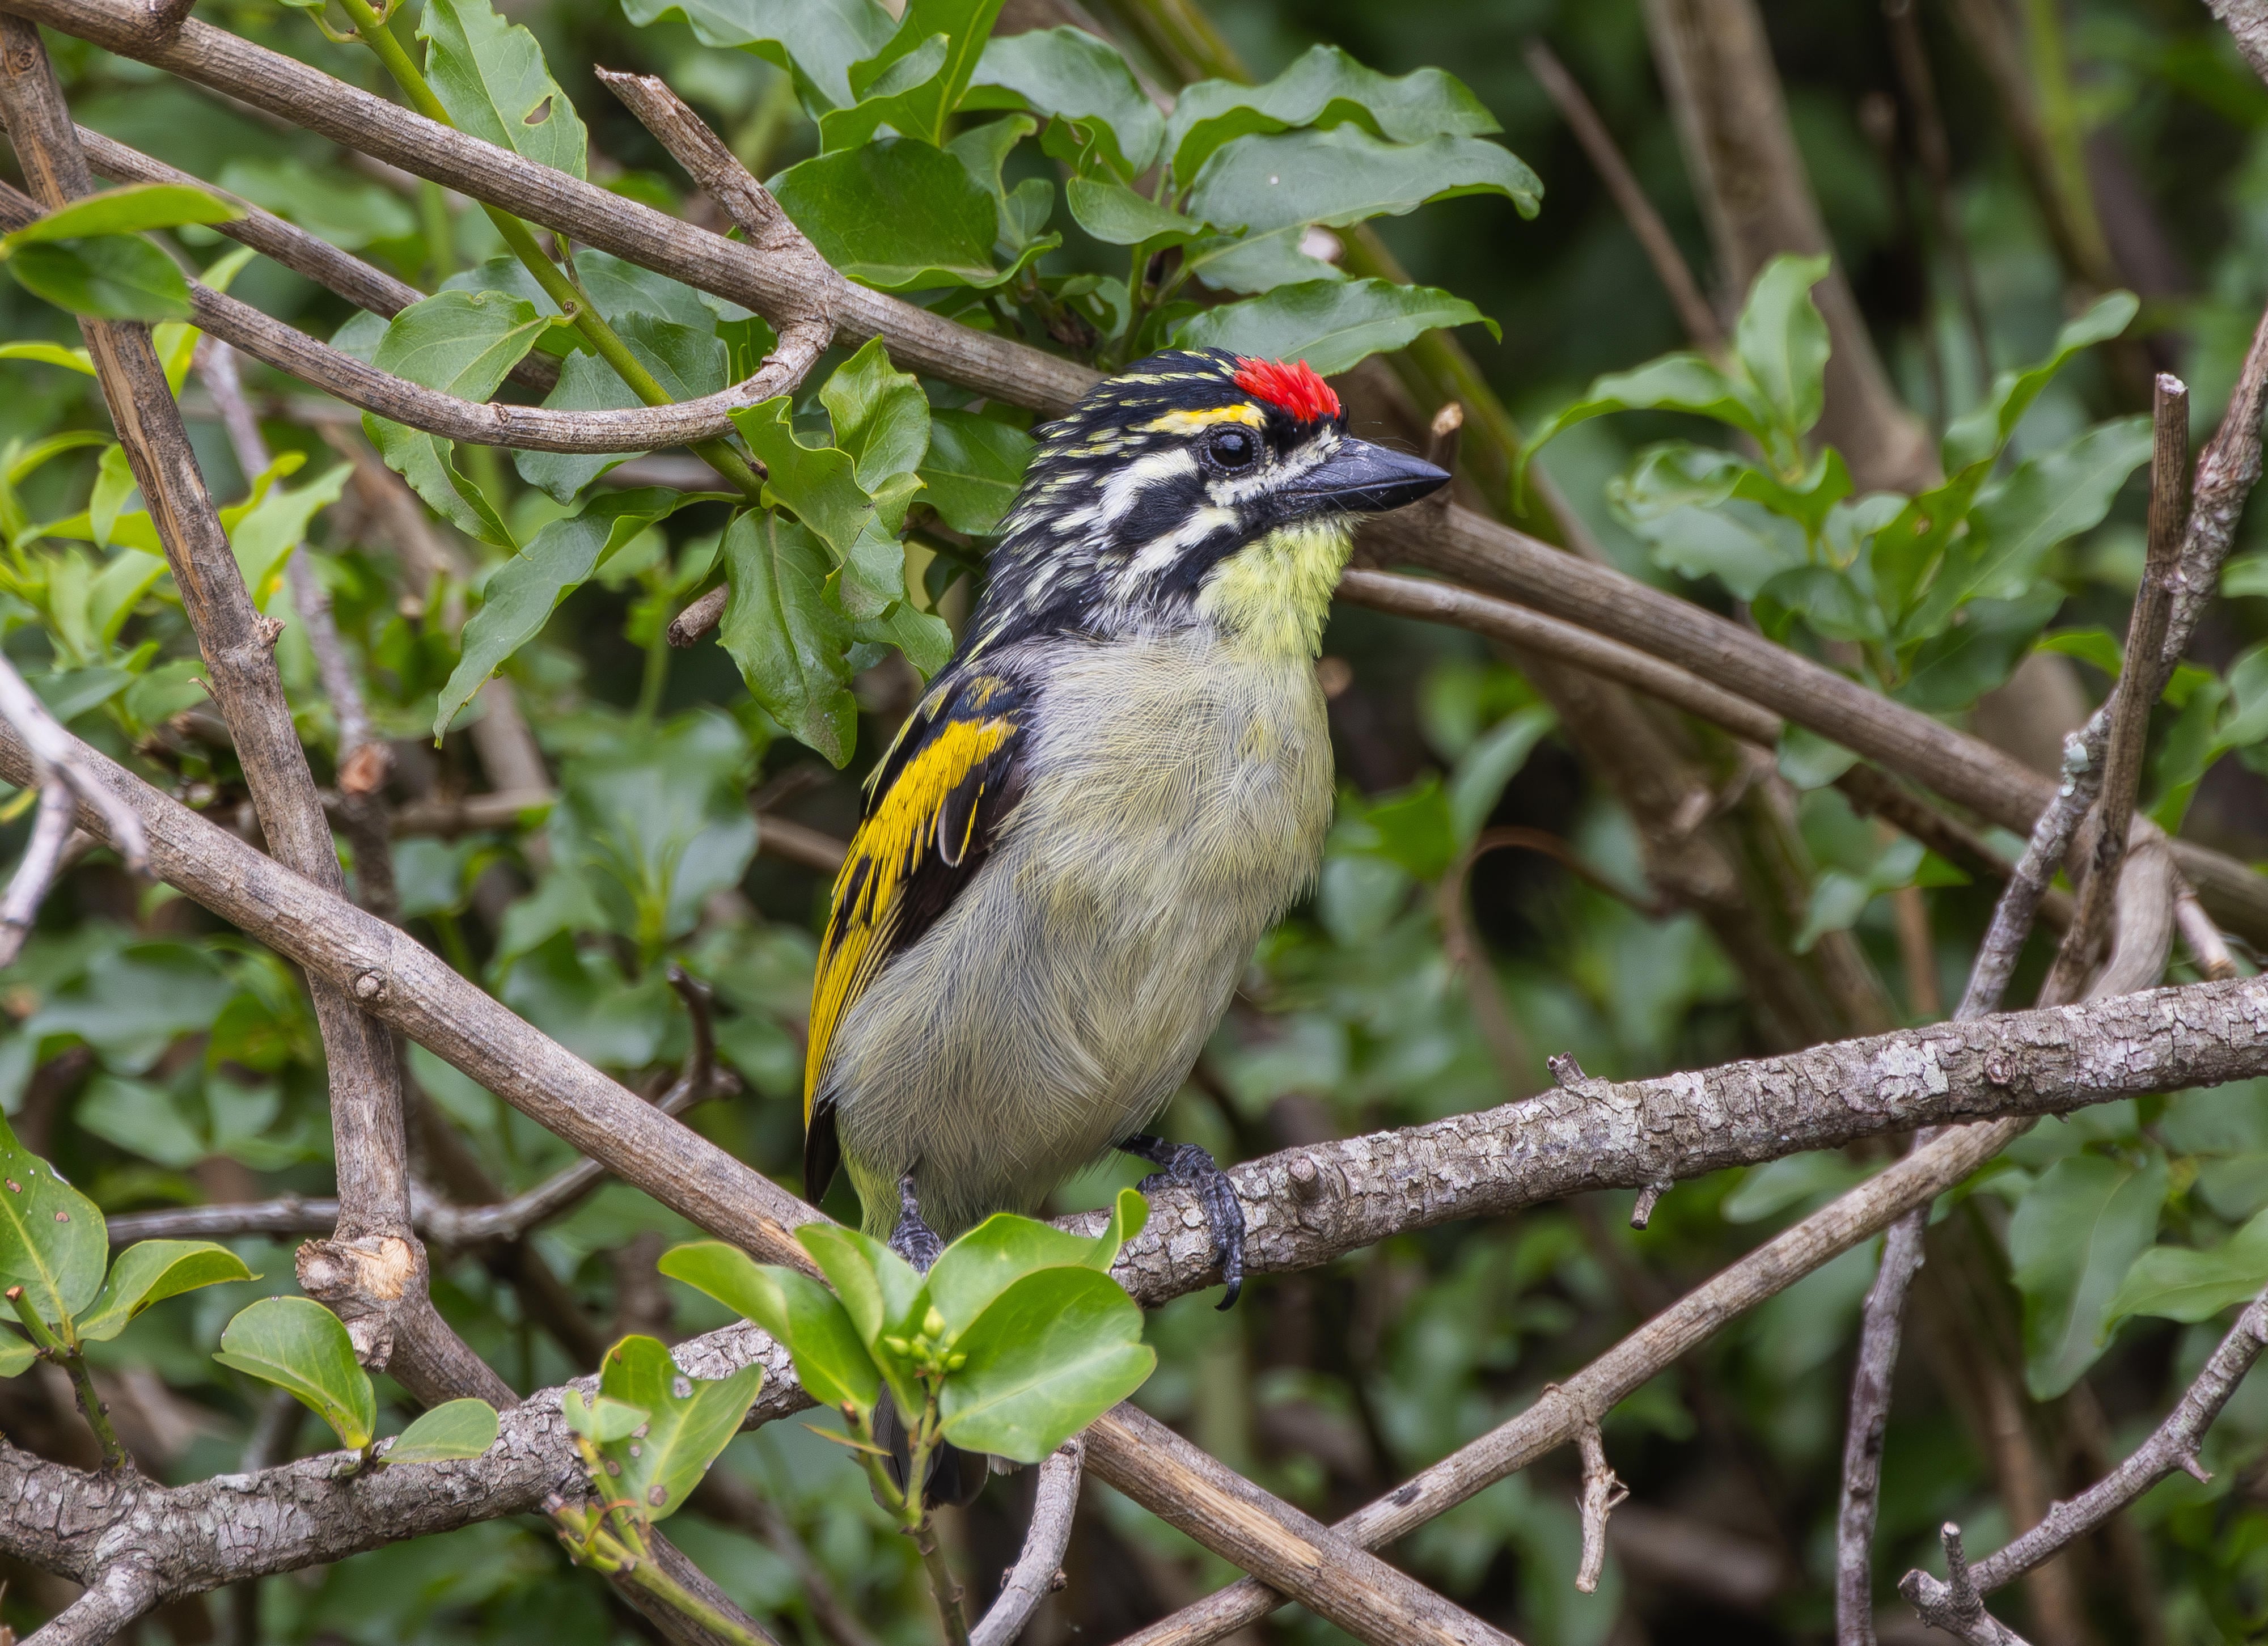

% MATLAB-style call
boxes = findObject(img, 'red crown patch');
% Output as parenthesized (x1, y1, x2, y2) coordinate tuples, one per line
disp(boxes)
(1232, 356, 1341, 424)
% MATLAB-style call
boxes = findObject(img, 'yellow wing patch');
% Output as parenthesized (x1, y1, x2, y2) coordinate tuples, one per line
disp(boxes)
(804, 714, 1018, 1122)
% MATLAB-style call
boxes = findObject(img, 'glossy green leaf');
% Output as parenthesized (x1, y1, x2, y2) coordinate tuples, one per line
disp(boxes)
(718, 510, 857, 765)
(1165, 44, 1501, 184)
(1732, 255, 1831, 440)
(1173, 278, 1492, 378)
(1183, 127, 1538, 294)
(417, 0, 590, 180)
(213, 1295, 376, 1450)
(926, 1188, 1147, 1340)
(435, 488, 692, 735)
(659, 1241, 878, 1413)
(729, 399, 907, 614)
(2108, 1209, 2268, 1326)
(0, 184, 239, 252)
(75, 1240, 256, 1343)
(0, 1330, 32, 1378)
(919, 409, 1031, 535)
(386, 1398, 500, 1463)
(1065, 176, 1208, 248)
(0, 1110, 106, 1327)
(597, 1334, 765, 1520)
(772, 139, 1012, 290)
(2008, 1150, 2169, 1399)
(0, 341, 95, 376)
(365, 290, 548, 547)
(1528, 358, 1776, 468)
(9, 235, 192, 322)
(966, 27, 1162, 176)
(820, 338, 930, 495)
(617, 0, 893, 112)
(937, 1266, 1154, 1462)
(946, 113, 1054, 251)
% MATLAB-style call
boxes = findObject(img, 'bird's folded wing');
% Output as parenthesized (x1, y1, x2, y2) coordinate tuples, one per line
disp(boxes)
(801, 667, 1032, 1199)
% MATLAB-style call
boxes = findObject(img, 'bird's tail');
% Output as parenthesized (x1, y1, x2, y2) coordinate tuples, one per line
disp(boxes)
(872, 1399, 989, 1508)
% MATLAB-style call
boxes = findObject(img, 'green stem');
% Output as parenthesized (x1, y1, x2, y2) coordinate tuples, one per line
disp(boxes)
(8, 1286, 126, 1469)
(912, 1520, 971, 1646)
(634, 609, 671, 722)
(333, 0, 765, 507)
(617, 1551, 779, 1646)
(419, 179, 455, 286)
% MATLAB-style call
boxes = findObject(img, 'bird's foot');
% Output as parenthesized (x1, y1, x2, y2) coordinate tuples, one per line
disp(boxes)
(1118, 1134, 1245, 1309)
(888, 1173, 945, 1274)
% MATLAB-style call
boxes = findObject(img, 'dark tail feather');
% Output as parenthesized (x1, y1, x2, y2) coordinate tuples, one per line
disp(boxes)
(872, 1400, 989, 1509)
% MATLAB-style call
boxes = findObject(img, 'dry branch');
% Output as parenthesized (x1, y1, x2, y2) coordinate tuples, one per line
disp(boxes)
(0, 780, 79, 967)
(968, 1441, 1081, 1646)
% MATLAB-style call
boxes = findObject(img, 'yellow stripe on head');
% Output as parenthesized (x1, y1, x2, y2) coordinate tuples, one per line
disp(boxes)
(1141, 404, 1266, 436)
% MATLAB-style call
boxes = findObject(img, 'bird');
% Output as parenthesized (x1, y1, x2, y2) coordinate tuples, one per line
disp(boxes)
(799, 347, 1448, 1328)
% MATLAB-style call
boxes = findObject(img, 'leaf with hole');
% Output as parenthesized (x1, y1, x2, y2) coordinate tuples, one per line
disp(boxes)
(0, 1111, 106, 1328)
(595, 1334, 764, 1521)
(386, 1397, 500, 1463)
(213, 1295, 376, 1450)
(417, 0, 589, 180)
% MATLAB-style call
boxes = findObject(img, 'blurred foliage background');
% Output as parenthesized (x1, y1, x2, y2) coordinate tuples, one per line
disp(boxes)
(5, 0, 2268, 1643)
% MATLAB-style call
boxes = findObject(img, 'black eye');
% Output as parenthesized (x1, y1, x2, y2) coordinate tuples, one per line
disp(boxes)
(1206, 427, 1258, 471)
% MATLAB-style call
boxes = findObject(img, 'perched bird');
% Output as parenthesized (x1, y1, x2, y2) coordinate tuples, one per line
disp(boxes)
(801, 348, 1448, 1314)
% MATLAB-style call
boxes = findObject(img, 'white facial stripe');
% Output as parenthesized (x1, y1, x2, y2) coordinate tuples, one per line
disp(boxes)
(1092, 447, 1197, 533)
(1125, 505, 1240, 578)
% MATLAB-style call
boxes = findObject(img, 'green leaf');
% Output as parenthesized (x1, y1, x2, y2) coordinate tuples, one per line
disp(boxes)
(75, 1240, 256, 1343)
(0, 184, 239, 252)
(946, 113, 1053, 251)
(2008, 1150, 2169, 1399)
(1610, 446, 1806, 599)
(213, 1295, 376, 1450)
(718, 510, 857, 765)
(926, 1189, 1146, 1340)
(230, 463, 352, 611)
(1183, 127, 1539, 294)
(9, 235, 191, 322)
(1732, 254, 1831, 441)
(919, 409, 1031, 535)
(365, 290, 548, 547)
(729, 399, 906, 613)
(818, 0, 1004, 149)
(385, 1397, 500, 1463)
(1528, 359, 1776, 468)
(1065, 176, 1208, 248)
(659, 1242, 879, 1413)
(435, 488, 691, 735)
(2224, 553, 2268, 600)
(966, 27, 1163, 176)
(2107, 1209, 2268, 1326)
(1943, 290, 2138, 473)
(853, 599, 953, 678)
(0, 1110, 107, 1327)
(1173, 278, 1493, 379)
(89, 443, 136, 552)
(0, 1330, 32, 1377)
(937, 1266, 1155, 1462)
(417, 0, 590, 180)
(1446, 706, 1555, 844)
(820, 338, 930, 496)
(1164, 44, 1501, 185)
(595, 1335, 764, 1521)
(617, 0, 894, 113)
(772, 138, 1013, 290)
(0, 341, 95, 375)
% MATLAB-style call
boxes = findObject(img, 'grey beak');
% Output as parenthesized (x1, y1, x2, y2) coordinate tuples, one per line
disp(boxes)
(1290, 437, 1450, 513)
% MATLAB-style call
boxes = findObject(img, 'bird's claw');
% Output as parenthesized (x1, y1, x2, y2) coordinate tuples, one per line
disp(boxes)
(1119, 1134, 1245, 1309)
(889, 1172, 943, 1273)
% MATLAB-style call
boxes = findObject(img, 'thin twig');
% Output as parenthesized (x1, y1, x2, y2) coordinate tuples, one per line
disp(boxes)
(1902, 1523, 2035, 1646)
(1524, 39, 1723, 355)
(2175, 877, 2240, 980)
(0, 781, 79, 967)
(0, 651, 146, 875)
(970, 1441, 1081, 1646)
(1573, 1422, 1628, 1594)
